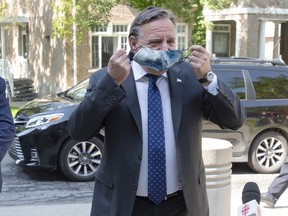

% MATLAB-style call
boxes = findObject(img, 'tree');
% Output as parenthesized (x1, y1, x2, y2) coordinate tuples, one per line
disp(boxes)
(52, 0, 232, 45)
(117, 0, 232, 47)
(52, 0, 115, 43)
(0, 2, 7, 18)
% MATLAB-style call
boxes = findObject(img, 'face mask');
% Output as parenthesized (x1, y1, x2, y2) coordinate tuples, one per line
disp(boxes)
(133, 46, 184, 72)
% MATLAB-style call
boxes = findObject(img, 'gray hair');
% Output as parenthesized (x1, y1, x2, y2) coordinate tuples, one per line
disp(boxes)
(129, 6, 176, 39)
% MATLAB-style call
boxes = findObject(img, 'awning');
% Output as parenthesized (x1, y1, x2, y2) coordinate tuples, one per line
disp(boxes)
(0, 16, 28, 26)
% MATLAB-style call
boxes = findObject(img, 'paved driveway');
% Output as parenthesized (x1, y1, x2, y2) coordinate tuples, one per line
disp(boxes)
(0, 155, 287, 216)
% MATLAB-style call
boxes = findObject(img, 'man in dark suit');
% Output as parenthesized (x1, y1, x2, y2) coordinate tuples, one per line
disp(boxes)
(69, 6, 245, 216)
(0, 77, 15, 192)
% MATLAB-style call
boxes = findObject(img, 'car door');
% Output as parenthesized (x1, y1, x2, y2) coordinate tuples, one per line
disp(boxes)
(203, 65, 259, 161)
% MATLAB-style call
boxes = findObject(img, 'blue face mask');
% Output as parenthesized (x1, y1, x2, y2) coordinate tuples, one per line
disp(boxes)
(133, 46, 184, 72)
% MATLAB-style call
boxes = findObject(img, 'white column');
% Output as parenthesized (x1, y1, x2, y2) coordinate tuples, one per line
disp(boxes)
(206, 27, 213, 57)
(273, 22, 280, 59)
(202, 138, 233, 216)
(1, 27, 5, 78)
(258, 20, 266, 59)
(235, 20, 242, 57)
(72, 0, 77, 85)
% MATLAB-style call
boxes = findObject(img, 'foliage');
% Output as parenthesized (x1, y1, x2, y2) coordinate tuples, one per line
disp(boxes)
(52, 0, 232, 45)
(254, 76, 288, 99)
(191, 0, 205, 46)
(200, 0, 232, 10)
(52, 0, 115, 43)
(10, 106, 19, 118)
(118, 0, 197, 23)
(117, 0, 232, 47)
(0, 2, 7, 18)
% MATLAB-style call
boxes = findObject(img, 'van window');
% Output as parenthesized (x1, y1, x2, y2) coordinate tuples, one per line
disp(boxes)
(249, 69, 288, 99)
(213, 69, 245, 99)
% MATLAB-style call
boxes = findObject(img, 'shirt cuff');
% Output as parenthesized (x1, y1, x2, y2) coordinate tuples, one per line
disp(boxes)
(203, 73, 219, 96)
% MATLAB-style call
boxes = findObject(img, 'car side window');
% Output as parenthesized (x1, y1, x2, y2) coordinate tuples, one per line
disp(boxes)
(249, 69, 288, 99)
(66, 79, 89, 101)
(213, 69, 246, 99)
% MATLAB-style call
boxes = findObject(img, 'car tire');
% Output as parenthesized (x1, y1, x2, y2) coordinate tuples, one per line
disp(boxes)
(248, 132, 287, 174)
(59, 137, 103, 182)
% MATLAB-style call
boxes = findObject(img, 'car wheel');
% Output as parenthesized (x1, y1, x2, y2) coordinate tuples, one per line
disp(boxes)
(59, 137, 103, 182)
(248, 132, 287, 174)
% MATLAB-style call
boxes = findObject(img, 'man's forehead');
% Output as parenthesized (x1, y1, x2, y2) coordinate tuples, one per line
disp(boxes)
(145, 34, 176, 40)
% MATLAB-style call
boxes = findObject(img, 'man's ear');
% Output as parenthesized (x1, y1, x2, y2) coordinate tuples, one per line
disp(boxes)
(129, 36, 138, 51)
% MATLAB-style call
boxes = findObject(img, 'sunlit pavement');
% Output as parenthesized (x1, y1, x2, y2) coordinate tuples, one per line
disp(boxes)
(231, 174, 288, 216)
(1, 174, 287, 216)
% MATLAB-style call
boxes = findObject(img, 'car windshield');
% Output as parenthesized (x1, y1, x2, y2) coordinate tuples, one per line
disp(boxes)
(63, 78, 89, 101)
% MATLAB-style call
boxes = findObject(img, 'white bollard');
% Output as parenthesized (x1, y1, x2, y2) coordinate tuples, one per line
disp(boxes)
(202, 138, 233, 216)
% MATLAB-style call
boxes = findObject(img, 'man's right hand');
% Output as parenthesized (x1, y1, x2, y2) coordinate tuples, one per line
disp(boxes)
(107, 49, 131, 85)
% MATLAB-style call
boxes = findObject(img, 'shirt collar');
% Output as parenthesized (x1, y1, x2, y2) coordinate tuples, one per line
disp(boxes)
(131, 61, 167, 81)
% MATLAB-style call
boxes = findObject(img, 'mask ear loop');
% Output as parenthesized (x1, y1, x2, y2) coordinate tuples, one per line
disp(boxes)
(182, 48, 193, 61)
(129, 46, 144, 61)
(132, 45, 143, 52)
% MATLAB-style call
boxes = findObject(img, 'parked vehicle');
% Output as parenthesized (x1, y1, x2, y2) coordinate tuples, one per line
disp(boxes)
(9, 58, 288, 181)
(207, 58, 288, 174)
(10, 78, 104, 182)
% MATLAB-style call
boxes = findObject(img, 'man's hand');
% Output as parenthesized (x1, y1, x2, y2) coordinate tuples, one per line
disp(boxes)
(107, 49, 131, 85)
(187, 45, 211, 79)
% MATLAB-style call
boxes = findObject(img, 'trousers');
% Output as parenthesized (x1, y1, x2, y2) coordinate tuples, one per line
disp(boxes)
(132, 190, 187, 216)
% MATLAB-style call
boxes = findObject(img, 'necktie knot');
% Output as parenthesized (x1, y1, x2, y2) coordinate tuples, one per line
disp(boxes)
(146, 74, 160, 91)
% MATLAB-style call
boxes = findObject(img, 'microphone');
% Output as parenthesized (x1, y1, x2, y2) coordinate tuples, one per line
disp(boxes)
(237, 182, 262, 216)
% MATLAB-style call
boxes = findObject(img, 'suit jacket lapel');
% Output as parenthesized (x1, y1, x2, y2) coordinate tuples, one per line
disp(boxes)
(167, 66, 184, 138)
(121, 71, 142, 137)
(121, 67, 184, 139)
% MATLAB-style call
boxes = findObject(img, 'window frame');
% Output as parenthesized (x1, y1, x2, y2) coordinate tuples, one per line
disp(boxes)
(90, 23, 129, 70)
(90, 22, 189, 71)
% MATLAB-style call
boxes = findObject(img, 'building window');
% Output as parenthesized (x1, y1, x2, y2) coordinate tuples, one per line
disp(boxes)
(91, 23, 129, 69)
(18, 26, 28, 59)
(92, 25, 108, 32)
(212, 24, 231, 57)
(113, 25, 127, 33)
(91, 23, 188, 69)
(176, 24, 188, 50)
(92, 36, 99, 68)
(121, 37, 128, 51)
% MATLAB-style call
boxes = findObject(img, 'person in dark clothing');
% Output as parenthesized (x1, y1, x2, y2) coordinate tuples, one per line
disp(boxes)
(69, 6, 245, 216)
(0, 77, 15, 192)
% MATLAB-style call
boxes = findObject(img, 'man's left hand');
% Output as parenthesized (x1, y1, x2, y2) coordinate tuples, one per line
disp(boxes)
(187, 45, 211, 79)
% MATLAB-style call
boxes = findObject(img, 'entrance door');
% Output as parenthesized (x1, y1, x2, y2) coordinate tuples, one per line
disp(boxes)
(213, 32, 230, 57)
(101, 37, 118, 67)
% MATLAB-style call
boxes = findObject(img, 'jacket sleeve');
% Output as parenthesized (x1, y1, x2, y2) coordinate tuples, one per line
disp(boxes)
(203, 79, 246, 130)
(68, 70, 126, 141)
(0, 77, 15, 161)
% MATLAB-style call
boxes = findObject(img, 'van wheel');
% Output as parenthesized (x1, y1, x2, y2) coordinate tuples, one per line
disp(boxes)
(248, 132, 287, 174)
(59, 137, 103, 181)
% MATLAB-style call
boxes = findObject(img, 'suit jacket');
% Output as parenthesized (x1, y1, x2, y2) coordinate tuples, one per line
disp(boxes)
(69, 61, 245, 216)
(0, 77, 15, 192)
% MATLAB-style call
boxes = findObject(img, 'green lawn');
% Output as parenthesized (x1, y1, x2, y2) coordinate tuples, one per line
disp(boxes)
(10, 106, 19, 117)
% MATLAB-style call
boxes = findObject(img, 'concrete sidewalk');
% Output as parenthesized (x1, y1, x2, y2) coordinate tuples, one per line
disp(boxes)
(0, 203, 91, 216)
(0, 189, 287, 216)
(231, 187, 288, 216)
(5, 100, 288, 215)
